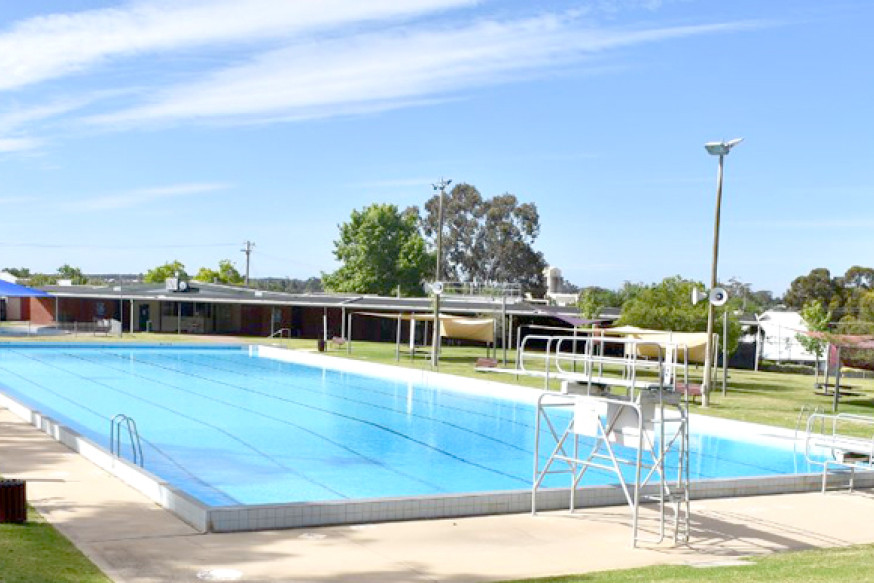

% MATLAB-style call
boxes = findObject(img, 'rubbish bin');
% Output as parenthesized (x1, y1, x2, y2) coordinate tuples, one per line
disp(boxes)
(317, 339, 326, 352)
(0, 479, 26, 524)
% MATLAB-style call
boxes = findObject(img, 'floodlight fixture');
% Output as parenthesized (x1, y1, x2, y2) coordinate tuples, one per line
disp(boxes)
(704, 138, 744, 156)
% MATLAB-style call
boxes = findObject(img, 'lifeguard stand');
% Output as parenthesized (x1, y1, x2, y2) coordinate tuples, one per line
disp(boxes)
(531, 337, 690, 547)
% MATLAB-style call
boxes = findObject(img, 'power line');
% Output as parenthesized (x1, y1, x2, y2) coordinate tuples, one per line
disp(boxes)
(0, 242, 237, 250)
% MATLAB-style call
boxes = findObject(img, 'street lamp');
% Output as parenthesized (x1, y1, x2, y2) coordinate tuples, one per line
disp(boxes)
(701, 138, 743, 407)
(431, 178, 451, 367)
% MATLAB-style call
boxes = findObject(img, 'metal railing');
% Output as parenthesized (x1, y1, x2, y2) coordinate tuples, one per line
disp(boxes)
(110, 414, 144, 467)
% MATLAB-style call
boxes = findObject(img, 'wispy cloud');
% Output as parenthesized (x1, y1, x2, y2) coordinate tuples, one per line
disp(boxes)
(0, 137, 42, 152)
(0, 0, 475, 92)
(89, 15, 767, 127)
(73, 182, 231, 211)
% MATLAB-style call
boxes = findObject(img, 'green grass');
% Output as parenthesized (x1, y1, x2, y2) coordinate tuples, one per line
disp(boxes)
(0, 508, 110, 583)
(501, 543, 874, 582)
(2, 332, 873, 581)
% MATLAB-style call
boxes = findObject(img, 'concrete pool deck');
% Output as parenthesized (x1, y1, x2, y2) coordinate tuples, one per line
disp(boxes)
(3, 406, 874, 582)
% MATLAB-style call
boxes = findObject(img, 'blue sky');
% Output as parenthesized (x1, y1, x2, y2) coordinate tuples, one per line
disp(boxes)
(0, 0, 871, 295)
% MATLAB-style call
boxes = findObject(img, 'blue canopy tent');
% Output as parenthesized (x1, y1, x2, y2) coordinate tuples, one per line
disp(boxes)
(0, 280, 53, 324)
(0, 280, 52, 297)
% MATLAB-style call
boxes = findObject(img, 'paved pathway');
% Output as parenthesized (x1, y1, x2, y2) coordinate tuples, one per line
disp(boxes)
(2, 406, 874, 582)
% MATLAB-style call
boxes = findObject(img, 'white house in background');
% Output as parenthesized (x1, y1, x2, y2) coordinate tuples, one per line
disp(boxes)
(756, 309, 816, 362)
(0, 271, 18, 283)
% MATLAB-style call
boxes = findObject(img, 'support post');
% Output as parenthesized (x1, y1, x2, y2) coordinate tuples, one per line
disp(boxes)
(722, 310, 728, 396)
(395, 314, 402, 361)
(501, 294, 508, 365)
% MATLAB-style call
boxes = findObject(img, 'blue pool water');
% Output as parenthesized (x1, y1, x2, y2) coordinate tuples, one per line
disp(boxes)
(0, 344, 816, 507)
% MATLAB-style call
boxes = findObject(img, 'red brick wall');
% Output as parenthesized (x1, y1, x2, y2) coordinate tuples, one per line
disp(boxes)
(26, 297, 55, 324)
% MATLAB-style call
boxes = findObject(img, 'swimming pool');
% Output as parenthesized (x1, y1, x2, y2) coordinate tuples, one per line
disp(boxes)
(0, 343, 842, 531)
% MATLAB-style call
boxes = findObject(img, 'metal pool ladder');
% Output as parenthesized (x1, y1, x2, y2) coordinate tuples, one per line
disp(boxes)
(110, 414, 144, 467)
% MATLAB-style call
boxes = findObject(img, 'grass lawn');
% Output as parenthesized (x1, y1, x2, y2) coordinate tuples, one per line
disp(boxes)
(2, 332, 874, 581)
(0, 507, 110, 583)
(501, 542, 874, 582)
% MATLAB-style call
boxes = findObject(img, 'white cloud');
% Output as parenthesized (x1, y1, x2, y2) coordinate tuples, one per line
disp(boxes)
(74, 182, 232, 211)
(0, 136, 42, 152)
(89, 15, 767, 127)
(0, 0, 475, 92)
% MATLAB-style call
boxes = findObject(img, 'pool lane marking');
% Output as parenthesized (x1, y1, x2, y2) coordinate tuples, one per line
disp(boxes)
(158, 352, 702, 480)
(102, 350, 804, 481)
(158, 351, 534, 455)
(6, 350, 347, 500)
(95, 349, 530, 486)
(0, 361, 238, 505)
(65, 350, 449, 493)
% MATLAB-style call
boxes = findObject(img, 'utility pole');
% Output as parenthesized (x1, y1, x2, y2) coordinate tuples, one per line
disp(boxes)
(241, 240, 255, 287)
(431, 178, 451, 368)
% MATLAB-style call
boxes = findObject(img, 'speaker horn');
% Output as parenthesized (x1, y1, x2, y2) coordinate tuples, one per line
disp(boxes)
(691, 287, 707, 305)
(709, 287, 729, 306)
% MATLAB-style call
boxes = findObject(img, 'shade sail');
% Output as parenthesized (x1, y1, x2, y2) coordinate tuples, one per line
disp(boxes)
(355, 311, 495, 343)
(0, 280, 51, 297)
(439, 317, 495, 344)
(597, 326, 709, 364)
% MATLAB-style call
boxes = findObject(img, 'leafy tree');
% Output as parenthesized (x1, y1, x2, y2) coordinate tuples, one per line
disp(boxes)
(784, 268, 840, 311)
(723, 277, 778, 313)
(577, 289, 604, 319)
(843, 265, 874, 290)
(56, 264, 87, 285)
(836, 290, 874, 335)
(420, 184, 546, 292)
(615, 281, 646, 307)
(2, 267, 31, 278)
(796, 300, 831, 385)
(420, 183, 483, 282)
(322, 203, 433, 296)
(579, 286, 621, 309)
(194, 260, 243, 285)
(619, 275, 741, 351)
(27, 273, 58, 286)
(144, 261, 187, 283)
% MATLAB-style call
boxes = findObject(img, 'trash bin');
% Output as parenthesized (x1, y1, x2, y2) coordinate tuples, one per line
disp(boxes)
(0, 479, 26, 524)
(317, 339, 326, 352)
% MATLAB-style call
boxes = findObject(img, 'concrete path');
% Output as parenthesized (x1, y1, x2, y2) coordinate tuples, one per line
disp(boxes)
(2, 406, 874, 582)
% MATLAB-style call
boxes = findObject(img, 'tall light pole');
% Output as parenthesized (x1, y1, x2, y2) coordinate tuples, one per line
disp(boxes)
(431, 178, 451, 368)
(701, 138, 743, 407)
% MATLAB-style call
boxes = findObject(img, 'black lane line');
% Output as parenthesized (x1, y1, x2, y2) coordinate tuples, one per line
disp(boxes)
(133, 352, 680, 483)
(95, 349, 530, 486)
(10, 350, 348, 499)
(189, 353, 701, 478)
(0, 362, 236, 504)
(65, 350, 449, 492)
(155, 351, 533, 456)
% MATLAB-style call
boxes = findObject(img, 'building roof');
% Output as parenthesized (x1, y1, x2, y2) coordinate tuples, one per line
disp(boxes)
(37, 281, 608, 320)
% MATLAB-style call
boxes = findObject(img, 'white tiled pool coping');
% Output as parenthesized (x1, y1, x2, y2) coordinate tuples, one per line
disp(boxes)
(1, 343, 871, 533)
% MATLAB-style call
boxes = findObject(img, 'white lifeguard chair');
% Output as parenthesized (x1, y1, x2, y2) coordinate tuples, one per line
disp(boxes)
(531, 337, 690, 547)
